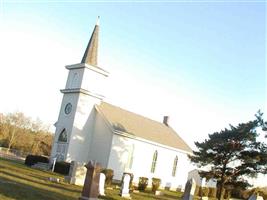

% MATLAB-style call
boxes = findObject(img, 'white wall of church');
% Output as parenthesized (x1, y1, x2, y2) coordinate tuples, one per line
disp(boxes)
(66, 93, 100, 163)
(108, 134, 193, 190)
(87, 110, 114, 167)
(65, 68, 83, 89)
(81, 66, 107, 96)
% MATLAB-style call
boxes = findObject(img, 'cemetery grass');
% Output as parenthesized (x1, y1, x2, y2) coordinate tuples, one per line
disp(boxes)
(0, 158, 183, 200)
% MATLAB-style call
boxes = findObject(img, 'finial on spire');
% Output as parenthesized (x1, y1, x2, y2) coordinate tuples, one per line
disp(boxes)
(96, 16, 100, 26)
(81, 18, 99, 66)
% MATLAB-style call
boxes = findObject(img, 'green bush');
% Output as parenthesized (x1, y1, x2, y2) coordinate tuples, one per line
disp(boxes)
(152, 178, 161, 192)
(231, 187, 243, 199)
(208, 188, 217, 198)
(25, 155, 49, 166)
(54, 161, 70, 175)
(138, 177, 148, 191)
(101, 169, 114, 186)
(201, 187, 210, 197)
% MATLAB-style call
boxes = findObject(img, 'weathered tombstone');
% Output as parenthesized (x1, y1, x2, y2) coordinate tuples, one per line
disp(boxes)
(65, 161, 78, 184)
(120, 174, 131, 198)
(182, 178, 196, 200)
(99, 173, 106, 196)
(79, 161, 102, 200)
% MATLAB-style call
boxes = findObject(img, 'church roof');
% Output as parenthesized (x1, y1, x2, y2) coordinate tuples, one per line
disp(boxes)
(81, 17, 99, 66)
(96, 102, 192, 153)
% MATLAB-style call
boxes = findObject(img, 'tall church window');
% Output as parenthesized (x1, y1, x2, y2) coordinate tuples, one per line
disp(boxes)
(58, 128, 67, 142)
(172, 156, 178, 177)
(150, 150, 158, 173)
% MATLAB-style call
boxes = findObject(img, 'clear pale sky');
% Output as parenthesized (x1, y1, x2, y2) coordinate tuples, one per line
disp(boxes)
(0, 1, 266, 148)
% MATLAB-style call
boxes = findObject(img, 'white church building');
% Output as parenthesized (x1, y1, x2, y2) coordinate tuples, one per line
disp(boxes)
(50, 19, 193, 189)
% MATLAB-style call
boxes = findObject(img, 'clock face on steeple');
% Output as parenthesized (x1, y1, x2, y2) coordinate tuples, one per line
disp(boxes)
(64, 103, 72, 114)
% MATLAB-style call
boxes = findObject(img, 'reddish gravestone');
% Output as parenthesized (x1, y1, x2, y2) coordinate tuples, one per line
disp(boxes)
(79, 161, 102, 200)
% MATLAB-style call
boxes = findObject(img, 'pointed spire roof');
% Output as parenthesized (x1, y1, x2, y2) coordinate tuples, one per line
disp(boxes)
(81, 17, 100, 66)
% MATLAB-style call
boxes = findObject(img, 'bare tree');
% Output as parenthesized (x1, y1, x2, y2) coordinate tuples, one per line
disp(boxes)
(2, 112, 30, 150)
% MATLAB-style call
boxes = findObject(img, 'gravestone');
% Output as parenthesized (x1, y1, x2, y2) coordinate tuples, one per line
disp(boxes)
(120, 174, 131, 198)
(182, 178, 196, 200)
(65, 161, 78, 184)
(99, 173, 106, 196)
(79, 161, 102, 200)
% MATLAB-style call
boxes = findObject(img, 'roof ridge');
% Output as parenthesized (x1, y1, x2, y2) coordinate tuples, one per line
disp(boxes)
(101, 101, 171, 129)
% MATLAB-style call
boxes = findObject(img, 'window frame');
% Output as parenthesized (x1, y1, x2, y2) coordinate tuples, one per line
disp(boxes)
(172, 155, 178, 177)
(150, 150, 158, 173)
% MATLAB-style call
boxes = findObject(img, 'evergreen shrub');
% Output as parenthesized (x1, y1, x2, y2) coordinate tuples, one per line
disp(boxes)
(138, 177, 148, 191)
(54, 161, 70, 175)
(152, 178, 161, 192)
(25, 155, 49, 166)
(201, 187, 210, 197)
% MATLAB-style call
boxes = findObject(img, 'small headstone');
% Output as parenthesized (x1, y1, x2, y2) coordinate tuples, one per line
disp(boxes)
(79, 160, 102, 200)
(65, 161, 78, 184)
(120, 174, 131, 198)
(155, 190, 163, 195)
(99, 173, 106, 196)
(182, 178, 196, 200)
(48, 177, 60, 183)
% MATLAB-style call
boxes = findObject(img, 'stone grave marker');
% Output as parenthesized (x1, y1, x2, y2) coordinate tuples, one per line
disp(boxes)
(120, 174, 131, 198)
(99, 173, 106, 196)
(65, 161, 78, 184)
(182, 178, 196, 200)
(79, 160, 102, 200)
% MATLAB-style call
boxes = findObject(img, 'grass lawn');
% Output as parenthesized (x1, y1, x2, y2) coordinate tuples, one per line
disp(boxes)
(0, 158, 183, 200)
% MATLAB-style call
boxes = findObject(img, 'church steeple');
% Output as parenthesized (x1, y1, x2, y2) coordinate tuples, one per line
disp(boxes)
(81, 16, 100, 66)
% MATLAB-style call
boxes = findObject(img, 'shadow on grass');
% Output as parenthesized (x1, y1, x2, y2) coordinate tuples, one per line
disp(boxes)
(0, 176, 78, 200)
(99, 195, 118, 200)
(130, 190, 182, 200)
(1, 171, 81, 194)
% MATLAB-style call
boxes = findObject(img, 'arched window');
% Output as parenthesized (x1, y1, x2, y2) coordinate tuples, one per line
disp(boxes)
(150, 150, 158, 173)
(58, 128, 67, 142)
(172, 156, 178, 177)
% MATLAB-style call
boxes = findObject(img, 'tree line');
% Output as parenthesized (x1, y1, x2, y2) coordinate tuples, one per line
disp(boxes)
(0, 112, 53, 156)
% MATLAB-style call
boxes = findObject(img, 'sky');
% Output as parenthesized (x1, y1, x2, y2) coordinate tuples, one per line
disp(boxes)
(0, 1, 266, 149)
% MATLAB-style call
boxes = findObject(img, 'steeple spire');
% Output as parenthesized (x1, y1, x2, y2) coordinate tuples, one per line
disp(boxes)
(81, 16, 100, 66)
